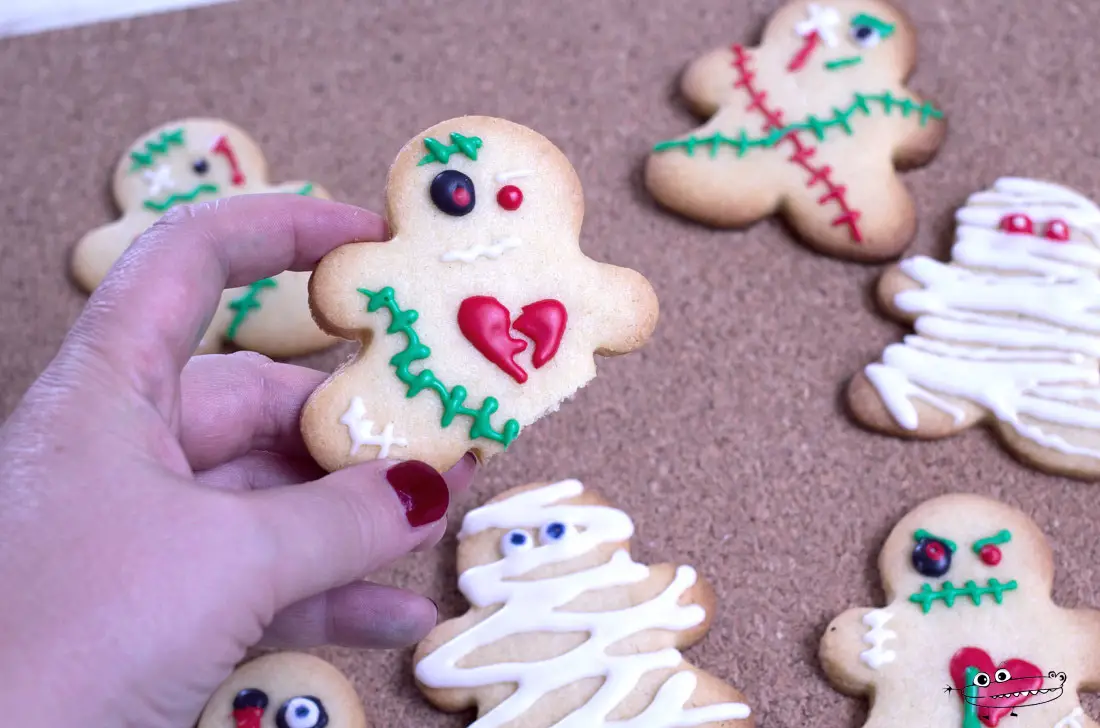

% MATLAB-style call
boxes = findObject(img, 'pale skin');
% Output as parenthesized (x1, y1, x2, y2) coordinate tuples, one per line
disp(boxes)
(0, 195, 477, 727)
(820, 494, 1100, 727)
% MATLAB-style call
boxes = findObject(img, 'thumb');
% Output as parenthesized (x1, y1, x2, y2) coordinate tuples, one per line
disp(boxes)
(249, 460, 451, 609)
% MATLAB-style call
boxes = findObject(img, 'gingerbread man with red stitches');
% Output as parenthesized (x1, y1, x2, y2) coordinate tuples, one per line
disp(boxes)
(646, 0, 946, 261)
(821, 494, 1100, 728)
(300, 116, 658, 473)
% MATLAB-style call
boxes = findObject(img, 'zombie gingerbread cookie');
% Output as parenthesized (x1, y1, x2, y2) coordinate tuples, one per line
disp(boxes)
(849, 177, 1100, 479)
(413, 479, 754, 727)
(821, 493, 1100, 727)
(300, 117, 659, 472)
(72, 118, 337, 357)
(645, 0, 946, 261)
(197, 652, 368, 728)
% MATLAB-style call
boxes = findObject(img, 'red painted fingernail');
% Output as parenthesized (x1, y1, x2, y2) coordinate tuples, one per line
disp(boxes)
(386, 461, 449, 527)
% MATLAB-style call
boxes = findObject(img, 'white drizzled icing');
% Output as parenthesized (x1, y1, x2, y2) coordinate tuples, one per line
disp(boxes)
(864, 178, 1100, 460)
(416, 479, 752, 727)
(142, 164, 176, 195)
(340, 396, 407, 458)
(858, 609, 896, 669)
(440, 237, 522, 263)
(795, 3, 841, 47)
(1053, 706, 1085, 728)
(494, 169, 533, 183)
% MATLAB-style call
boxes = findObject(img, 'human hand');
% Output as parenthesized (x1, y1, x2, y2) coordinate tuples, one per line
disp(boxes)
(0, 195, 476, 727)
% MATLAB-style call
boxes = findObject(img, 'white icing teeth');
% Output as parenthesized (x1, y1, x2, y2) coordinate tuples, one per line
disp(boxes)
(340, 396, 408, 458)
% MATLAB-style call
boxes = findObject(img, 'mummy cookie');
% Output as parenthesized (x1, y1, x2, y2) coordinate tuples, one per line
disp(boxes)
(300, 117, 659, 472)
(820, 493, 1100, 727)
(72, 118, 337, 357)
(645, 0, 945, 261)
(413, 479, 754, 727)
(197, 652, 368, 728)
(849, 177, 1100, 479)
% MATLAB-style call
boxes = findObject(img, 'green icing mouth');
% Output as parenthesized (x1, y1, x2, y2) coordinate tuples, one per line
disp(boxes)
(909, 578, 1018, 614)
(143, 183, 220, 212)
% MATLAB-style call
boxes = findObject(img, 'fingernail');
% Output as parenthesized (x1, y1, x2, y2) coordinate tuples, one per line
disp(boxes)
(386, 461, 449, 527)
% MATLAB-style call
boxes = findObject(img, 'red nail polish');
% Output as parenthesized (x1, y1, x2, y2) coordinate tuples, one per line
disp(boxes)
(386, 461, 449, 527)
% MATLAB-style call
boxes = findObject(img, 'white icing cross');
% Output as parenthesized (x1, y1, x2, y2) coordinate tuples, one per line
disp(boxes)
(339, 396, 408, 458)
(795, 3, 842, 47)
(416, 480, 752, 728)
(1054, 706, 1085, 728)
(858, 609, 897, 669)
(440, 237, 523, 263)
(142, 164, 176, 196)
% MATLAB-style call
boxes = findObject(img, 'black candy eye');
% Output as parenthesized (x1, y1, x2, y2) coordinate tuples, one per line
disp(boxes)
(193, 159, 209, 175)
(912, 537, 952, 577)
(430, 170, 475, 216)
(277, 696, 327, 728)
(233, 688, 269, 711)
(851, 24, 880, 47)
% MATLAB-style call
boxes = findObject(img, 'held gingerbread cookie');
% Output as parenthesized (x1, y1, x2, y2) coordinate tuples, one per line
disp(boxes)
(850, 178, 1100, 479)
(820, 493, 1100, 727)
(646, 0, 946, 261)
(413, 479, 754, 728)
(300, 117, 659, 472)
(72, 119, 337, 357)
(197, 652, 368, 728)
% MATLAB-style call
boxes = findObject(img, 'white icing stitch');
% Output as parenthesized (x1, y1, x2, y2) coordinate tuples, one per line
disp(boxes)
(858, 609, 897, 669)
(142, 164, 175, 196)
(795, 4, 841, 47)
(339, 396, 407, 458)
(1054, 706, 1084, 728)
(440, 237, 522, 263)
(417, 479, 751, 727)
(865, 178, 1100, 460)
(494, 169, 533, 183)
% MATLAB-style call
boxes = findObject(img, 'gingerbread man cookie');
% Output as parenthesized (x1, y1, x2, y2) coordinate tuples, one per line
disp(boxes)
(72, 119, 337, 357)
(849, 177, 1100, 479)
(645, 0, 946, 261)
(300, 117, 659, 472)
(413, 479, 754, 728)
(821, 493, 1100, 727)
(197, 652, 368, 728)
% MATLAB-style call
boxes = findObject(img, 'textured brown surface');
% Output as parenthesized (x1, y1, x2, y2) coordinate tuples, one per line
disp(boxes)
(3, 0, 1100, 726)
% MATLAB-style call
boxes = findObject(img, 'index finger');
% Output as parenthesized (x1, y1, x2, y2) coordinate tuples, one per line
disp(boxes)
(62, 194, 385, 415)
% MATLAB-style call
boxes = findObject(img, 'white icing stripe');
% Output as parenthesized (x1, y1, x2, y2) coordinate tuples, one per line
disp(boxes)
(1053, 706, 1085, 728)
(440, 237, 522, 263)
(340, 396, 408, 458)
(418, 480, 751, 727)
(858, 609, 897, 670)
(865, 178, 1100, 460)
(494, 169, 533, 183)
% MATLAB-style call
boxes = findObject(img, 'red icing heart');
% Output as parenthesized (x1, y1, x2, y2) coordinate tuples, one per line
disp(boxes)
(457, 296, 568, 382)
(950, 647, 1044, 727)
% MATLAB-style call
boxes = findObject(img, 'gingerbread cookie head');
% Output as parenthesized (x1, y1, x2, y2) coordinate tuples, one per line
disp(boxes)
(72, 119, 336, 357)
(850, 178, 1100, 479)
(646, 0, 945, 261)
(197, 652, 368, 728)
(301, 117, 659, 473)
(820, 494, 1100, 728)
(413, 479, 754, 727)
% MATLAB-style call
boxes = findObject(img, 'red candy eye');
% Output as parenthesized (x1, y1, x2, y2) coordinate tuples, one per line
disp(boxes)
(497, 185, 523, 211)
(452, 187, 471, 207)
(979, 544, 1002, 566)
(1045, 219, 1071, 242)
(999, 213, 1034, 235)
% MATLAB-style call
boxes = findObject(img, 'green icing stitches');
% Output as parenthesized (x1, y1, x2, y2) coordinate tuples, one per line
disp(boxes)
(358, 286, 520, 447)
(296, 182, 314, 196)
(908, 578, 1018, 614)
(130, 128, 185, 170)
(652, 91, 944, 157)
(226, 278, 277, 341)
(417, 132, 483, 166)
(143, 183, 220, 212)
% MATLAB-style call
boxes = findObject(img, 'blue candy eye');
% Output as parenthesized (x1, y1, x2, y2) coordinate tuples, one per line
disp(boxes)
(501, 529, 533, 555)
(539, 521, 571, 544)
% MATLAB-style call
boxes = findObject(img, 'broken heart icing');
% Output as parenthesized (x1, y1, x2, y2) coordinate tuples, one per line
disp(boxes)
(820, 493, 1100, 727)
(300, 116, 658, 473)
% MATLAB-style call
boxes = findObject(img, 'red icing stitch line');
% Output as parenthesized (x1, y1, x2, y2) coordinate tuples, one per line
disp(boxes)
(787, 31, 819, 72)
(730, 44, 863, 243)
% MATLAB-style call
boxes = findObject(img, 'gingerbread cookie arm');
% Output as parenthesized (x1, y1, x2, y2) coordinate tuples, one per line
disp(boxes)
(890, 89, 948, 170)
(680, 46, 740, 117)
(308, 243, 389, 340)
(584, 262, 660, 356)
(1064, 608, 1100, 690)
(270, 180, 332, 199)
(819, 607, 886, 696)
(70, 216, 153, 293)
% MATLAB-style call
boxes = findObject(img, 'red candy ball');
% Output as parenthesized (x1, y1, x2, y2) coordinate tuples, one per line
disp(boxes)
(497, 185, 523, 211)
(979, 544, 1002, 566)
(999, 213, 1034, 235)
(1045, 219, 1071, 242)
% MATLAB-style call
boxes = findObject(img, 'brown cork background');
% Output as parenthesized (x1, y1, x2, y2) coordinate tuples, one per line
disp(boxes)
(3, 0, 1100, 725)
